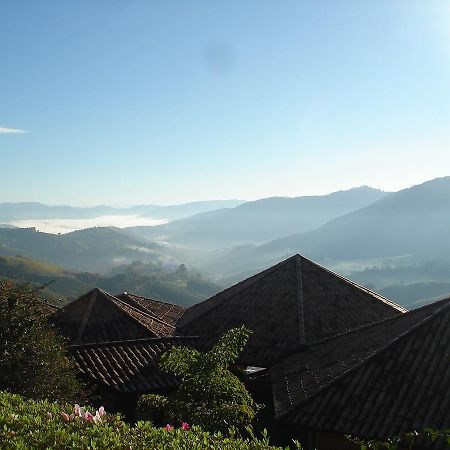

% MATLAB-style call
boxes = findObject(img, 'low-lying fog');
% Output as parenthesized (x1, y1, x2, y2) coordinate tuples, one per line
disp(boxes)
(8, 215, 168, 234)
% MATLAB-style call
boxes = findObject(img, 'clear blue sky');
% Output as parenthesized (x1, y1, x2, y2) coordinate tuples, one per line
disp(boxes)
(1, 0, 449, 206)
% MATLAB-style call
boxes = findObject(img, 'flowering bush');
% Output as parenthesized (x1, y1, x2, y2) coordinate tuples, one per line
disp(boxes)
(59, 404, 107, 424)
(164, 422, 190, 431)
(0, 391, 283, 449)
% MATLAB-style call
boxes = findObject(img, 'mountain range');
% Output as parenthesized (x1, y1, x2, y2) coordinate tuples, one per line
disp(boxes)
(127, 186, 388, 248)
(0, 199, 244, 222)
(245, 176, 450, 265)
(1, 177, 450, 308)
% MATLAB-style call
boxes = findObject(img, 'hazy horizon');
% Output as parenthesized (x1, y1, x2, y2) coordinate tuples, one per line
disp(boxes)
(0, 178, 440, 208)
(0, 176, 446, 234)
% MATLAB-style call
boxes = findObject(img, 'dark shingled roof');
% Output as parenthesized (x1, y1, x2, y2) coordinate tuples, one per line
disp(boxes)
(117, 292, 187, 327)
(177, 254, 406, 367)
(70, 337, 200, 393)
(271, 297, 450, 446)
(52, 288, 176, 344)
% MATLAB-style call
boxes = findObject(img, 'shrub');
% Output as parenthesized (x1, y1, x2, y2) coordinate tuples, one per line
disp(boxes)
(0, 281, 81, 402)
(136, 393, 168, 424)
(0, 390, 283, 449)
(159, 325, 259, 434)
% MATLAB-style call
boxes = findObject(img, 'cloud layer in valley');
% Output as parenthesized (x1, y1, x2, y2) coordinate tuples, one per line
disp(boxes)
(8, 215, 167, 234)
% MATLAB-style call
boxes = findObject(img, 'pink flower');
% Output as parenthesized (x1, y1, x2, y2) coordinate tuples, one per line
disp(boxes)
(46, 412, 52, 419)
(181, 422, 190, 430)
(84, 411, 94, 422)
(164, 424, 174, 431)
(98, 406, 106, 417)
(60, 412, 70, 422)
(74, 404, 82, 417)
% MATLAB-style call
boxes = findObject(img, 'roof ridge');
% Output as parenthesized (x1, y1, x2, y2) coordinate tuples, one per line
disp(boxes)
(73, 290, 98, 344)
(300, 256, 407, 313)
(178, 255, 298, 329)
(39, 300, 60, 310)
(279, 297, 450, 417)
(295, 255, 306, 347)
(101, 289, 176, 332)
(56, 288, 97, 312)
(117, 292, 167, 319)
(121, 292, 186, 309)
(69, 335, 201, 349)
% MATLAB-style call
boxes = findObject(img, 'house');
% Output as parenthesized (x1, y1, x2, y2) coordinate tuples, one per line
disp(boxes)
(177, 254, 407, 368)
(270, 297, 450, 449)
(51, 288, 181, 344)
(69, 336, 200, 418)
(50, 254, 408, 424)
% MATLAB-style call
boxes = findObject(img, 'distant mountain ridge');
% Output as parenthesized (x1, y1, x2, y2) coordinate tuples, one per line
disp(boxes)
(258, 176, 450, 260)
(0, 199, 245, 222)
(213, 177, 450, 277)
(127, 186, 388, 248)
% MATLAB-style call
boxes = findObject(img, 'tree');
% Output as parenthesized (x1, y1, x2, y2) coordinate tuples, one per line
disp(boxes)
(160, 325, 258, 434)
(0, 280, 81, 402)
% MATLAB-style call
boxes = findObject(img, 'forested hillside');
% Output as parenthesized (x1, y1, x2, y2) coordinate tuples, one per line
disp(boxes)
(0, 255, 220, 306)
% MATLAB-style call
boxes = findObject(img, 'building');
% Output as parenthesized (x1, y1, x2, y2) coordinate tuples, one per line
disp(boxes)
(177, 254, 406, 367)
(51, 288, 183, 344)
(51, 254, 410, 426)
(69, 336, 200, 417)
(271, 297, 450, 449)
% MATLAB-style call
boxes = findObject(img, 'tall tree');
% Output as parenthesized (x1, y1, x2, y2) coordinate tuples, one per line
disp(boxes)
(0, 281, 81, 402)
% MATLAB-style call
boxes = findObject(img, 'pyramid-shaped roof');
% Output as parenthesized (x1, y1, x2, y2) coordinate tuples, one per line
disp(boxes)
(177, 254, 406, 367)
(271, 297, 450, 445)
(52, 288, 176, 344)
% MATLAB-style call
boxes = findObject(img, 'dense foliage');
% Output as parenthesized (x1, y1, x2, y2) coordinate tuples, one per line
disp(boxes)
(0, 391, 282, 450)
(99, 260, 221, 306)
(0, 281, 81, 402)
(159, 325, 258, 434)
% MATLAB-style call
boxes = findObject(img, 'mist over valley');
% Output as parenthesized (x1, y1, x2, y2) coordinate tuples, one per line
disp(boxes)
(2, 177, 450, 309)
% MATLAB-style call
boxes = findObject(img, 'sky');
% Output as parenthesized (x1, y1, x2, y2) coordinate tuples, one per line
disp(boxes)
(1, 0, 450, 206)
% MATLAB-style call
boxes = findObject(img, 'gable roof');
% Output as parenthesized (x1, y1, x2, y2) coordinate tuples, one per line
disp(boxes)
(271, 297, 450, 445)
(177, 254, 406, 367)
(117, 292, 187, 327)
(70, 336, 200, 394)
(52, 288, 176, 344)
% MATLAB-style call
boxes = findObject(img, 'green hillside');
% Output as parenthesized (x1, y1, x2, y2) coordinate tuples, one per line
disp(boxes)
(0, 255, 221, 307)
(0, 255, 66, 276)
